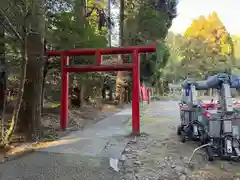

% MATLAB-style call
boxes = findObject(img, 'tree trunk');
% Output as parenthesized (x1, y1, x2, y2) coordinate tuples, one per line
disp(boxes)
(119, 0, 124, 47)
(0, 14, 6, 118)
(41, 41, 48, 110)
(19, 32, 45, 139)
(80, 83, 84, 108)
(18, 0, 45, 140)
(74, 0, 86, 29)
(41, 63, 48, 110)
(107, 0, 112, 47)
(0, 13, 7, 142)
(4, 31, 28, 143)
(114, 0, 125, 105)
(115, 0, 133, 105)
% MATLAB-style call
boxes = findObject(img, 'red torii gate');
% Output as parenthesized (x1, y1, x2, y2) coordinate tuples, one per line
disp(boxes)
(47, 45, 156, 135)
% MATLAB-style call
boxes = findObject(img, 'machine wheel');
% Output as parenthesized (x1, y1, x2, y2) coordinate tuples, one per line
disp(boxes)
(199, 132, 208, 146)
(177, 126, 181, 136)
(206, 146, 214, 161)
(180, 133, 186, 143)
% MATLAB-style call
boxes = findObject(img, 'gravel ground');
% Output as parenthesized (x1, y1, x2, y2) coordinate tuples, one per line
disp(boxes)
(0, 107, 132, 180)
(121, 101, 240, 180)
(1, 101, 240, 180)
(0, 152, 122, 180)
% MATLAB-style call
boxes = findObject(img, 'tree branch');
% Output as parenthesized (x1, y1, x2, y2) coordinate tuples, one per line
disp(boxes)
(0, 8, 23, 41)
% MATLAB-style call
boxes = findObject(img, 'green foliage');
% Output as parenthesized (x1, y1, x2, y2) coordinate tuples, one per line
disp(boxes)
(45, 0, 109, 90)
(233, 35, 240, 65)
(124, 0, 178, 44)
(184, 11, 234, 65)
(140, 41, 170, 85)
(163, 12, 235, 80)
(152, 42, 170, 84)
(123, 0, 178, 86)
(47, 0, 108, 50)
(163, 32, 184, 80)
(2, 0, 109, 101)
(165, 33, 234, 80)
(179, 37, 232, 78)
(47, 12, 107, 50)
(137, 6, 166, 41)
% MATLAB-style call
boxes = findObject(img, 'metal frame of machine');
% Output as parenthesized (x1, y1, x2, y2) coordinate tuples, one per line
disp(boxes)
(178, 78, 208, 143)
(179, 73, 240, 162)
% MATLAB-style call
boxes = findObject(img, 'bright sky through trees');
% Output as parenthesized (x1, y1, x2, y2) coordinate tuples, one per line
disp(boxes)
(170, 0, 240, 35)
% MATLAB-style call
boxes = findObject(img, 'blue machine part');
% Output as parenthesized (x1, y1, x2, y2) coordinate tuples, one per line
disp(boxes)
(185, 87, 190, 96)
(194, 73, 231, 90)
(231, 75, 240, 88)
(181, 73, 240, 91)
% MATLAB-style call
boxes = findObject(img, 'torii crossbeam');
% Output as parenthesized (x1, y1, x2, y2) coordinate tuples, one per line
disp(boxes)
(47, 45, 156, 135)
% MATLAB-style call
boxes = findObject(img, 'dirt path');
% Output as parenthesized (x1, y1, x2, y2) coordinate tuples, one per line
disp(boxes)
(121, 101, 240, 180)
(0, 103, 126, 163)
(0, 107, 133, 180)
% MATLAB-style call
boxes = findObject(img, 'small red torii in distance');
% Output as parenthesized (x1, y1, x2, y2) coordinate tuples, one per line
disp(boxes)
(47, 45, 156, 136)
